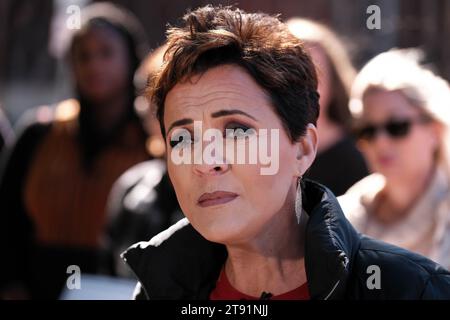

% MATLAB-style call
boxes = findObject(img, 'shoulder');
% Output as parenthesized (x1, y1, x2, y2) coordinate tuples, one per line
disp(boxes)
(0, 105, 54, 168)
(106, 159, 168, 227)
(0, 99, 81, 169)
(338, 174, 384, 222)
(14, 106, 53, 142)
(13, 99, 80, 142)
(122, 218, 218, 268)
(122, 219, 227, 299)
(112, 160, 165, 194)
(349, 235, 450, 299)
(339, 173, 385, 204)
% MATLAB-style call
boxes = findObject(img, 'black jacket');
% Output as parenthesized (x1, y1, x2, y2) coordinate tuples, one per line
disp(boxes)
(122, 179, 450, 300)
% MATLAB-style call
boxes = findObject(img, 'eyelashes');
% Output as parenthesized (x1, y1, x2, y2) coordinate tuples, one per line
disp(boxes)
(168, 121, 255, 148)
(168, 127, 195, 148)
(224, 122, 252, 139)
(169, 133, 193, 148)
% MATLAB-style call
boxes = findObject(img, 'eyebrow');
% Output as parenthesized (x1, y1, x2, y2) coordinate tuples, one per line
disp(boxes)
(166, 109, 258, 134)
(167, 118, 194, 134)
(211, 109, 257, 121)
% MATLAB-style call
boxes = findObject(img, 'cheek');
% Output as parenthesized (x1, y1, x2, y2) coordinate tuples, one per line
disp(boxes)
(246, 171, 292, 213)
(215, 162, 293, 243)
(360, 143, 377, 161)
(237, 167, 282, 207)
(401, 129, 437, 165)
(239, 143, 296, 213)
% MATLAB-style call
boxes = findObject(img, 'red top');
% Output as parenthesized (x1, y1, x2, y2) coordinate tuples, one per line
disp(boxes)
(210, 269, 310, 300)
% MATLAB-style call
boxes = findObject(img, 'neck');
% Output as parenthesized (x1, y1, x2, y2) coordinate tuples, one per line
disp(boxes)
(317, 116, 345, 153)
(376, 165, 435, 223)
(224, 186, 307, 297)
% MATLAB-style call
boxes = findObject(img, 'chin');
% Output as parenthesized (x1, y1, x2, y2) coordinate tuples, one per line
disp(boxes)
(195, 227, 231, 244)
(377, 166, 399, 178)
(195, 220, 250, 245)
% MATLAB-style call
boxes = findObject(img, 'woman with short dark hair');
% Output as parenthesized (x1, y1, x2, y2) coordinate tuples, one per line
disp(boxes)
(123, 5, 450, 300)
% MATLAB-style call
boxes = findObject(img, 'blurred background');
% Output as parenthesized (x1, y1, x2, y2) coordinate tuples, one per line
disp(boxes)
(1, 0, 449, 123)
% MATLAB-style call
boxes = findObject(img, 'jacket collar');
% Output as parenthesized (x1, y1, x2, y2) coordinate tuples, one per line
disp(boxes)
(302, 180, 358, 299)
(122, 179, 360, 299)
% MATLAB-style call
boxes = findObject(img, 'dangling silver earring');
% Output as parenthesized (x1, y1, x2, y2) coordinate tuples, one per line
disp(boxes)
(295, 176, 303, 224)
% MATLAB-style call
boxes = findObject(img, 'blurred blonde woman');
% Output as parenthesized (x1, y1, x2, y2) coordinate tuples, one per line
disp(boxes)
(339, 49, 450, 269)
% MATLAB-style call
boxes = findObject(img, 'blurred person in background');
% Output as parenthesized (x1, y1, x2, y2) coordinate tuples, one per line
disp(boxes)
(287, 18, 368, 196)
(0, 2, 150, 299)
(105, 44, 183, 277)
(339, 49, 450, 269)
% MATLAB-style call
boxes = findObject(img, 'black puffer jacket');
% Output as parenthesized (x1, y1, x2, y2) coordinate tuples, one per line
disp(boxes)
(122, 180, 450, 300)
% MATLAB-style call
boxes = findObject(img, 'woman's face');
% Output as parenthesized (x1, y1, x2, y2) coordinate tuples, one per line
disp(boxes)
(359, 89, 439, 182)
(163, 64, 316, 245)
(72, 25, 131, 104)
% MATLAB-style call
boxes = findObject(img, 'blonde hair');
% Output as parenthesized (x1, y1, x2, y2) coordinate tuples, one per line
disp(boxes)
(350, 48, 450, 179)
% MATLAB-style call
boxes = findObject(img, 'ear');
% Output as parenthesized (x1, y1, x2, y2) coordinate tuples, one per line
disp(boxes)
(295, 124, 318, 177)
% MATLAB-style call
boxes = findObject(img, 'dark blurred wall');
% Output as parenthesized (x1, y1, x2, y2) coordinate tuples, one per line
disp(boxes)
(96, 0, 450, 77)
(1, 0, 449, 122)
(0, 0, 54, 82)
(0, 0, 59, 123)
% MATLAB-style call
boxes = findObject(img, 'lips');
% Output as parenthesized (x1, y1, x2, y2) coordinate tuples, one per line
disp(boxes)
(197, 191, 238, 208)
(377, 154, 395, 167)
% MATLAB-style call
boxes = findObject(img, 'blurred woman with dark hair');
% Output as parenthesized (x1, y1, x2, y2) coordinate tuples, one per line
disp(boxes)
(0, 3, 150, 299)
(287, 18, 368, 196)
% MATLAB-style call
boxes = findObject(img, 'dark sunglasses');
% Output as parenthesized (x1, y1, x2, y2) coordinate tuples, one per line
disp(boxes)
(354, 117, 430, 142)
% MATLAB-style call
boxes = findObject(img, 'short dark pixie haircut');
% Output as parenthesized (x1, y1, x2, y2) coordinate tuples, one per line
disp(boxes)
(147, 5, 320, 141)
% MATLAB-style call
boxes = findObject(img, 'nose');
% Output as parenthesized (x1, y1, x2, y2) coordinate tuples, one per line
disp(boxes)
(372, 130, 392, 148)
(193, 162, 230, 176)
(369, 130, 396, 157)
(191, 134, 231, 175)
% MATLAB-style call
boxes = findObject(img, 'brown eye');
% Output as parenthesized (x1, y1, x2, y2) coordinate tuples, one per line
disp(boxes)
(169, 129, 194, 148)
(224, 122, 254, 139)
